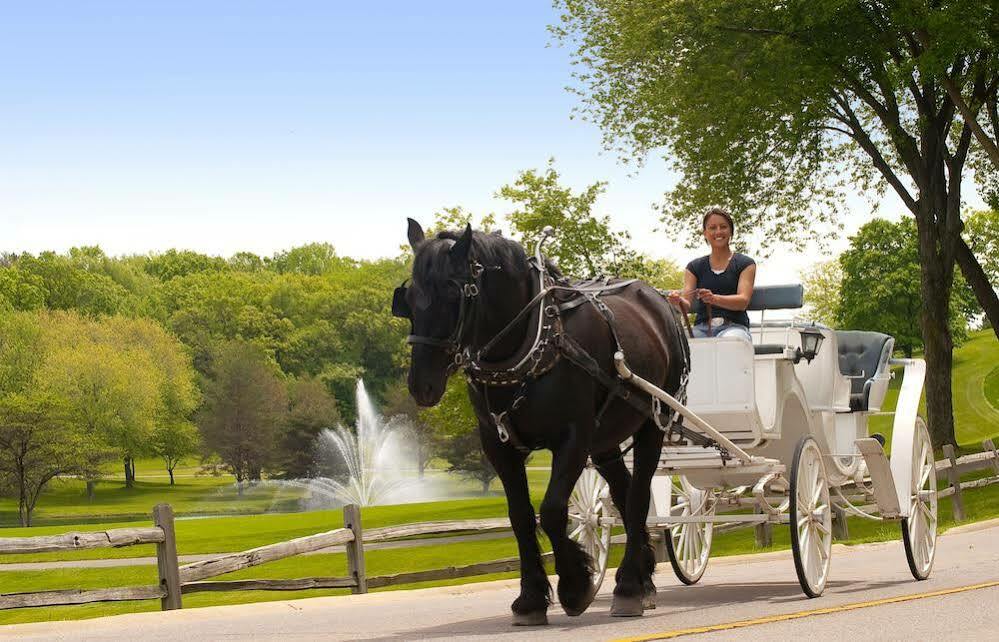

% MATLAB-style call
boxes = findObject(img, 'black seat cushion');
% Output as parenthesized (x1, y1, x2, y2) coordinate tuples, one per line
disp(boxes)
(836, 331, 894, 411)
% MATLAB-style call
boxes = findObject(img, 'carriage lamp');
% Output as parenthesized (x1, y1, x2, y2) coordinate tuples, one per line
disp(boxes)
(797, 327, 825, 363)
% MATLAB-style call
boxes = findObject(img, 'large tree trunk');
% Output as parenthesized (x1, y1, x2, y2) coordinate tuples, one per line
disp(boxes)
(123, 457, 134, 488)
(916, 206, 958, 448)
(955, 237, 999, 338)
(86, 480, 96, 500)
(168, 468, 175, 486)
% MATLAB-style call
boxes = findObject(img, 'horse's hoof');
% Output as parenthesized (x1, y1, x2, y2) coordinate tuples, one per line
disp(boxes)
(562, 581, 599, 616)
(643, 593, 657, 610)
(512, 611, 548, 626)
(611, 595, 644, 617)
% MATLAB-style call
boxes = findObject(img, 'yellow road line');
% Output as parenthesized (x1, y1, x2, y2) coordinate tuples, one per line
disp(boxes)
(611, 580, 999, 641)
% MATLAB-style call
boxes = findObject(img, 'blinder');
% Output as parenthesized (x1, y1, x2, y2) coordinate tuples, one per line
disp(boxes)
(392, 281, 411, 319)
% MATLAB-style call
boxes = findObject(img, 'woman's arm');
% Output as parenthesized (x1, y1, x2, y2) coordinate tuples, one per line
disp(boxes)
(667, 269, 697, 314)
(697, 263, 756, 311)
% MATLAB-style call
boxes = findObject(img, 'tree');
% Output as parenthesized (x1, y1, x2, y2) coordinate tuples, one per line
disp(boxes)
(801, 260, 844, 328)
(198, 340, 287, 491)
(0, 312, 101, 525)
(839, 219, 978, 357)
(499, 161, 640, 278)
(438, 430, 497, 495)
(151, 421, 200, 485)
(0, 392, 90, 526)
(279, 377, 341, 478)
(554, 0, 998, 445)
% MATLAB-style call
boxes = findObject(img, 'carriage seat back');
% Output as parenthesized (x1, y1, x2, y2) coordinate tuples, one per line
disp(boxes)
(835, 331, 894, 412)
(748, 284, 804, 311)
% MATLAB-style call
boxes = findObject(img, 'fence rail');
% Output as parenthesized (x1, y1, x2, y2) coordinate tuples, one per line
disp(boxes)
(1, 440, 997, 612)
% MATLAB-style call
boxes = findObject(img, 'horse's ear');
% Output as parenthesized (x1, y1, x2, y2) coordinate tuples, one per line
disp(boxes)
(407, 218, 425, 250)
(450, 224, 473, 263)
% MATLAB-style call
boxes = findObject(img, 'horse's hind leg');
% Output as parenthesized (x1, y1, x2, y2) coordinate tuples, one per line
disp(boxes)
(540, 425, 595, 616)
(593, 448, 656, 610)
(479, 424, 549, 625)
(612, 421, 664, 617)
(592, 448, 630, 519)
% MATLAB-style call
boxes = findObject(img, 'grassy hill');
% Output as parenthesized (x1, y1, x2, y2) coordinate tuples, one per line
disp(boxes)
(869, 329, 999, 450)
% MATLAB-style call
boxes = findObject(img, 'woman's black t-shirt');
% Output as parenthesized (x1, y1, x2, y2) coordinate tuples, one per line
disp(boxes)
(685, 253, 755, 327)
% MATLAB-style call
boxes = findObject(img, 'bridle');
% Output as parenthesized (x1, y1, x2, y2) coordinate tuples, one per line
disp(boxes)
(392, 259, 487, 373)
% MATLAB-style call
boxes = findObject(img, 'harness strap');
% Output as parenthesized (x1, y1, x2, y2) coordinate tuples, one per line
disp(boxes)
(558, 333, 712, 448)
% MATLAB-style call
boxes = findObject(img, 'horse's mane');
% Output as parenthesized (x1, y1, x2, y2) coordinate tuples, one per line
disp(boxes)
(414, 229, 530, 290)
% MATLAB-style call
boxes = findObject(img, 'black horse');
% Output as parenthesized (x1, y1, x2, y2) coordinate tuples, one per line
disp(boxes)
(394, 219, 689, 623)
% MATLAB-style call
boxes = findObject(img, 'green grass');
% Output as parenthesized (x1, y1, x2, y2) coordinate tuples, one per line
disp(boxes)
(985, 366, 999, 413)
(868, 329, 998, 452)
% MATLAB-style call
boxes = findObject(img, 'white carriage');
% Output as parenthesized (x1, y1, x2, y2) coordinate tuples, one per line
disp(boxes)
(568, 284, 937, 597)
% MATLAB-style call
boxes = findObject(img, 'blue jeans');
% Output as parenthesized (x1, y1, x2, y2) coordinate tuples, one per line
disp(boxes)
(691, 322, 752, 342)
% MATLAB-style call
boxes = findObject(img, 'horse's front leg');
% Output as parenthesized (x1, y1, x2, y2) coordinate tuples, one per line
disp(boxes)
(478, 422, 550, 625)
(540, 422, 595, 616)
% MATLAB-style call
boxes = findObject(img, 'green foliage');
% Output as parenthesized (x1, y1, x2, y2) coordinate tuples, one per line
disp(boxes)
(963, 209, 999, 285)
(144, 249, 228, 282)
(198, 340, 288, 486)
(151, 421, 200, 485)
(838, 219, 978, 355)
(0, 312, 106, 525)
(499, 160, 639, 277)
(279, 377, 341, 479)
(801, 259, 843, 327)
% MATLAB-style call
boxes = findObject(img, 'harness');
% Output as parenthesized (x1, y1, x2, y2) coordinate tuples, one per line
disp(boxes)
(393, 232, 700, 455)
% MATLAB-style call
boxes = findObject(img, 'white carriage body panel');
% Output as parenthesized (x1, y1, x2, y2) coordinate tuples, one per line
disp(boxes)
(686, 337, 767, 446)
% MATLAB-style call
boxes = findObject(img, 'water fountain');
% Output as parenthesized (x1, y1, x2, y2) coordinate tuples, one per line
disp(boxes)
(236, 378, 481, 513)
(310, 379, 414, 506)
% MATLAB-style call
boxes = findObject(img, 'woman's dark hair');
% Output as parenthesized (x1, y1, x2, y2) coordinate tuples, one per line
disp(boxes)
(702, 206, 735, 236)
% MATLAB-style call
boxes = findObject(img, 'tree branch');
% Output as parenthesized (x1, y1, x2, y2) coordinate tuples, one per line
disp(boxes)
(830, 90, 917, 212)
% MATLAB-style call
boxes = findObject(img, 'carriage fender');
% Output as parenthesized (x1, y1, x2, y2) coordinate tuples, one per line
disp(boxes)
(887, 359, 927, 519)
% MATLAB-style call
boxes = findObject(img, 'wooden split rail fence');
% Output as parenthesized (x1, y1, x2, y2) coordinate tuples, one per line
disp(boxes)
(1, 441, 997, 612)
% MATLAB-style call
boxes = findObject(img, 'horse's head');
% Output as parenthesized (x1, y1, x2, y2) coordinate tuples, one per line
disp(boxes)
(393, 218, 479, 406)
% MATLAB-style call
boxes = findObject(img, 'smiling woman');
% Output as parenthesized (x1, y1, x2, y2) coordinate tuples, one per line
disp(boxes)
(667, 207, 757, 341)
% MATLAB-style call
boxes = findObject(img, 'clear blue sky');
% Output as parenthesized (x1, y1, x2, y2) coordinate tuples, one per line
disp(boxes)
(1, 2, 970, 280)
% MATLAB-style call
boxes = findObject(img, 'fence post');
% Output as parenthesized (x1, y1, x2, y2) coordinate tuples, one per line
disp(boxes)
(942, 444, 966, 522)
(343, 504, 367, 594)
(983, 439, 999, 476)
(754, 506, 772, 548)
(153, 503, 182, 610)
(831, 503, 849, 540)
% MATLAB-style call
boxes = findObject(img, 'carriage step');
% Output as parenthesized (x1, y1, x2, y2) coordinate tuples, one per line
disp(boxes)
(855, 438, 902, 519)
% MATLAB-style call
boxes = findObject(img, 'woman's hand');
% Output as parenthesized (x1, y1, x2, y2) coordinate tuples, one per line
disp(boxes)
(696, 288, 716, 305)
(667, 290, 682, 305)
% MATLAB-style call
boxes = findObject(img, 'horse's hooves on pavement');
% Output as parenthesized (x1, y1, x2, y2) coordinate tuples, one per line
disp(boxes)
(562, 582, 599, 616)
(512, 611, 549, 626)
(611, 595, 644, 617)
(643, 593, 656, 609)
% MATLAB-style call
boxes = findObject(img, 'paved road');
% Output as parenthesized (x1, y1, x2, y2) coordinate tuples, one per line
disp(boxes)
(4, 520, 998, 641)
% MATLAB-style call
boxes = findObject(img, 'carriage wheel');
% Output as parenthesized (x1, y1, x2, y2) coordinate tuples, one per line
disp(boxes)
(664, 475, 714, 585)
(567, 466, 613, 590)
(789, 435, 832, 598)
(902, 417, 938, 580)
